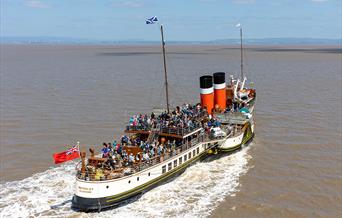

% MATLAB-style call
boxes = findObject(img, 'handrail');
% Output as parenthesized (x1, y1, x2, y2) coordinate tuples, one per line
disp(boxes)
(159, 125, 201, 136)
(125, 125, 151, 131)
(75, 160, 82, 170)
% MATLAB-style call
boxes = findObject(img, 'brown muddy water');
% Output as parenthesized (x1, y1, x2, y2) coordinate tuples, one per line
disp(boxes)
(0, 44, 341, 217)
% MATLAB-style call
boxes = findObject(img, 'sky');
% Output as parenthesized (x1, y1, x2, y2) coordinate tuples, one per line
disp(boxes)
(1, 0, 341, 41)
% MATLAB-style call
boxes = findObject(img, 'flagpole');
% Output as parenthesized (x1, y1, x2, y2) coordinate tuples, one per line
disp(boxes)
(240, 27, 244, 80)
(77, 141, 81, 155)
(160, 24, 170, 114)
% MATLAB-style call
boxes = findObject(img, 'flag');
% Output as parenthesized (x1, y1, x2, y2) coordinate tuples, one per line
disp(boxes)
(53, 143, 80, 164)
(146, 16, 158, 24)
(235, 23, 241, 28)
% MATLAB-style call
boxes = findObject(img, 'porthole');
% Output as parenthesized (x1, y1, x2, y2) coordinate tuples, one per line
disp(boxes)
(148, 172, 151, 176)
(137, 177, 139, 181)
(128, 180, 131, 183)
(106, 185, 109, 189)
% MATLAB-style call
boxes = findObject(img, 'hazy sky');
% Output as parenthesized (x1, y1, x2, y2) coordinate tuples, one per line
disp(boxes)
(1, 0, 341, 41)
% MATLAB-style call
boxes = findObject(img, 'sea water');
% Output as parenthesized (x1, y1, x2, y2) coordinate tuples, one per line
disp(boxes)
(1, 45, 341, 217)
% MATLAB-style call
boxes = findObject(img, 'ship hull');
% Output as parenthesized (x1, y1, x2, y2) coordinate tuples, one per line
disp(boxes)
(219, 132, 254, 153)
(72, 149, 207, 212)
(219, 121, 254, 152)
(72, 122, 255, 212)
(72, 165, 189, 212)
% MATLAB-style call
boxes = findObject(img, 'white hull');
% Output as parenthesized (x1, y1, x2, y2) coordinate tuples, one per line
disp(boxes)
(220, 133, 244, 150)
(219, 120, 255, 151)
(75, 141, 210, 199)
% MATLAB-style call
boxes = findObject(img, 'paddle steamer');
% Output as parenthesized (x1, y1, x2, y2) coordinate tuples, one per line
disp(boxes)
(71, 25, 256, 211)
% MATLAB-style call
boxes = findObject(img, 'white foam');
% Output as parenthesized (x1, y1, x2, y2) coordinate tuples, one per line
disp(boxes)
(0, 147, 252, 218)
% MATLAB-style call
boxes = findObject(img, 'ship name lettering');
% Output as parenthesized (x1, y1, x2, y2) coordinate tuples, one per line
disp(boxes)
(79, 186, 93, 191)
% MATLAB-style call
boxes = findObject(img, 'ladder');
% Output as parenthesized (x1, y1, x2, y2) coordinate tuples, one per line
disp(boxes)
(146, 125, 159, 144)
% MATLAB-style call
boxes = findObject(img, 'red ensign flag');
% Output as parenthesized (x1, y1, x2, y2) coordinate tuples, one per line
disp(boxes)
(53, 145, 80, 164)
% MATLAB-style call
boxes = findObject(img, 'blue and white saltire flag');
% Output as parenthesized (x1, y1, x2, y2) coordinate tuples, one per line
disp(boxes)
(146, 16, 158, 24)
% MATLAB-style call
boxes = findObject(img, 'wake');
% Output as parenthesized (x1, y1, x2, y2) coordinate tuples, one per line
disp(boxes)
(0, 147, 252, 218)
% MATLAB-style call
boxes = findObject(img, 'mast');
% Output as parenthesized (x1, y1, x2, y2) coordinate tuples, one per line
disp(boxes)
(160, 24, 170, 113)
(240, 27, 244, 80)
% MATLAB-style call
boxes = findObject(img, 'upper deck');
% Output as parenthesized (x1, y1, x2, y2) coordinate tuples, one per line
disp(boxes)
(125, 109, 206, 138)
(75, 102, 252, 182)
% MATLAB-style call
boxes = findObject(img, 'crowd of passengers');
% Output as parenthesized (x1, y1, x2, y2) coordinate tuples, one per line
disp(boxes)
(82, 102, 252, 180)
(127, 103, 205, 131)
(98, 136, 180, 171)
(94, 103, 223, 171)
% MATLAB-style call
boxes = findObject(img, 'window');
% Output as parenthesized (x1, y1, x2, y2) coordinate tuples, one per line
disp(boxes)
(188, 152, 191, 159)
(148, 172, 151, 176)
(128, 180, 131, 184)
(137, 177, 139, 181)
(184, 155, 187, 161)
(162, 166, 166, 174)
(193, 150, 196, 157)
(168, 163, 172, 171)
(197, 147, 199, 154)
(106, 186, 109, 189)
(174, 160, 177, 168)
(179, 157, 182, 165)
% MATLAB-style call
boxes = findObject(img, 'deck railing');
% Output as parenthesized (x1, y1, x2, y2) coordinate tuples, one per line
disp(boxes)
(125, 125, 151, 132)
(76, 133, 214, 181)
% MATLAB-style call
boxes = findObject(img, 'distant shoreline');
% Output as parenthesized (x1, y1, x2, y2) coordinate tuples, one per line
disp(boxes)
(1, 43, 341, 47)
(1, 37, 341, 46)
(2, 44, 341, 54)
(1, 43, 342, 47)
